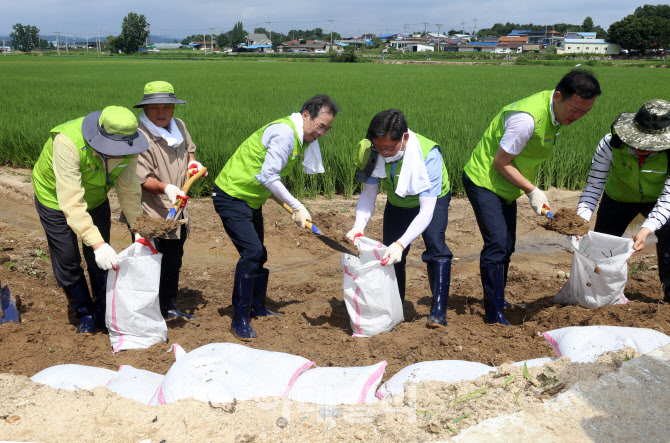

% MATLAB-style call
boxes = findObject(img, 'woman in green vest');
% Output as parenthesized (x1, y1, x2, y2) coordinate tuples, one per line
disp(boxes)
(577, 99, 670, 303)
(32, 106, 148, 334)
(346, 109, 452, 327)
(462, 69, 600, 325)
(212, 95, 340, 340)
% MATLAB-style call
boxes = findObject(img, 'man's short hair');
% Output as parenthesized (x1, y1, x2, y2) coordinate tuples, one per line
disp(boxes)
(301, 95, 340, 118)
(555, 68, 601, 99)
(366, 109, 408, 141)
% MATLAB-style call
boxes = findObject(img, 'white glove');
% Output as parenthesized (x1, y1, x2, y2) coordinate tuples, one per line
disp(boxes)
(381, 241, 404, 266)
(93, 243, 119, 270)
(292, 204, 311, 229)
(164, 184, 186, 205)
(526, 187, 550, 216)
(346, 226, 364, 243)
(188, 161, 208, 176)
(576, 207, 592, 222)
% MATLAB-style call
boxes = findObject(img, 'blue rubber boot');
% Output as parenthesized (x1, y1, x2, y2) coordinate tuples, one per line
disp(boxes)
(250, 268, 280, 318)
(394, 264, 406, 304)
(231, 272, 258, 341)
(67, 282, 96, 334)
(656, 244, 670, 303)
(88, 268, 109, 333)
(427, 259, 451, 328)
(480, 264, 511, 325)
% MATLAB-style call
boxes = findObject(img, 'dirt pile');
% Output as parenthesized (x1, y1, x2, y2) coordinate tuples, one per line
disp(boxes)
(541, 208, 590, 236)
(130, 215, 184, 238)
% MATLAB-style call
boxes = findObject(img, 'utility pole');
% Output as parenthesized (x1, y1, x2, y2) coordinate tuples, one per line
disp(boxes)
(266, 20, 272, 51)
(404, 23, 409, 36)
(147, 23, 151, 46)
(210, 27, 214, 52)
(97, 30, 100, 57)
(55, 31, 60, 56)
(328, 18, 334, 48)
(2, 37, 5, 56)
(436, 23, 442, 51)
(86, 33, 89, 52)
(473, 18, 478, 36)
(423, 21, 428, 43)
(460, 19, 466, 35)
(65, 34, 68, 55)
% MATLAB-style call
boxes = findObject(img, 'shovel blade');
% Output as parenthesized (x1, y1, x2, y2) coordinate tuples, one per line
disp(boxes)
(0, 281, 19, 325)
(314, 233, 358, 256)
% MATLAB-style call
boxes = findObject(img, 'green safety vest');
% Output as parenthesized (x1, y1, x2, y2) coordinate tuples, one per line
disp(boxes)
(605, 148, 668, 203)
(215, 117, 305, 209)
(357, 134, 450, 209)
(464, 90, 560, 204)
(32, 117, 134, 211)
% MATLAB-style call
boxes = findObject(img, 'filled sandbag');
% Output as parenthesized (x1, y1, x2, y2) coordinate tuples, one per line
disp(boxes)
(554, 232, 634, 308)
(341, 237, 403, 337)
(106, 239, 167, 352)
(151, 343, 314, 405)
(543, 325, 670, 363)
(106, 365, 165, 404)
(376, 360, 494, 399)
(31, 364, 117, 391)
(288, 361, 387, 405)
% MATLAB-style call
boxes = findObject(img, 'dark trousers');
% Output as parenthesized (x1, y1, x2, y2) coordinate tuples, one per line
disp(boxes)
(212, 185, 267, 275)
(153, 225, 187, 305)
(382, 192, 453, 266)
(34, 195, 110, 294)
(594, 192, 670, 245)
(463, 172, 517, 266)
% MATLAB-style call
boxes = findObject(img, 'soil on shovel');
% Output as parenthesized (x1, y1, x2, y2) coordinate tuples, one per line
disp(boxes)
(130, 215, 184, 238)
(541, 208, 590, 236)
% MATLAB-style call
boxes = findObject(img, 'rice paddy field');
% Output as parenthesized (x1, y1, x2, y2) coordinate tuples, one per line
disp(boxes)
(1, 57, 668, 197)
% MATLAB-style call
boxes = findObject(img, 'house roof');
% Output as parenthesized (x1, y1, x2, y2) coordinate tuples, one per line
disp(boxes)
(563, 39, 611, 44)
(247, 33, 269, 41)
(468, 42, 497, 46)
(245, 45, 272, 49)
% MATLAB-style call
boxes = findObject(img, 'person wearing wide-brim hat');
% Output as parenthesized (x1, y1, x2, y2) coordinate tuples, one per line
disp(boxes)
(122, 80, 204, 320)
(32, 106, 149, 334)
(577, 99, 670, 302)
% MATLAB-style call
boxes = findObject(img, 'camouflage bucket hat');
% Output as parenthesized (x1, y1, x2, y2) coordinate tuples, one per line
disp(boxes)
(612, 99, 670, 151)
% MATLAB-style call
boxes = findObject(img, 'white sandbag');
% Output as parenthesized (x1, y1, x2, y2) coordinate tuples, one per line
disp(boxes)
(31, 364, 117, 391)
(543, 326, 670, 363)
(288, 361, 387, 405)
(554, 231, 634, 308)
(376, 360, 494, 399)
(511, 357, 556, 368)
(152, 343, 314, 405)
(106, 239, 167, 352)
(340, 237, 403, 337)
(106, 365, 165, 404)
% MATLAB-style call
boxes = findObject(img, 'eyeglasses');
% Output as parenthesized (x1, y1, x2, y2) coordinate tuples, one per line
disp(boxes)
(372, 138, 401, 153)
(311, 118, 331, 136)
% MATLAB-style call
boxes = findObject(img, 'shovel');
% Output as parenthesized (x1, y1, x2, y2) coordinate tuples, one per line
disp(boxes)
(166, 167, 208, 220)
(272, 197, 357, 256)
(0, 279, 19, 325)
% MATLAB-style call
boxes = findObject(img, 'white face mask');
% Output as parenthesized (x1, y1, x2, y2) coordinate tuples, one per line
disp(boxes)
(382, 138, 406, 163)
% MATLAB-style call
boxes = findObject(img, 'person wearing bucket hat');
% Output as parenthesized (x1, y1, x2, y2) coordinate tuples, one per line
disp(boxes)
(32, 106, 149, 334)
(577, 99, 670, 303)
(463, 68, 601, 325)
(212, 94, 340, 340)
(121, 80, 203, 320)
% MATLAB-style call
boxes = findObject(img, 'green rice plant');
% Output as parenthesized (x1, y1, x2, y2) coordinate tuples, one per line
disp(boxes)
(1, 58, 669, 198)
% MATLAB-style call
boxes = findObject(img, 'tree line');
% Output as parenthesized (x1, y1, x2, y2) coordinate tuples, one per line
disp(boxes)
(7, 5, 670, 54)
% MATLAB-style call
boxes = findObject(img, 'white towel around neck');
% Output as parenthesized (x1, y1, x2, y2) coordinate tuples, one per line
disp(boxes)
(139, 110, 184, 148)
(289, 112, 324, 174)
(371, 129, 431, 198)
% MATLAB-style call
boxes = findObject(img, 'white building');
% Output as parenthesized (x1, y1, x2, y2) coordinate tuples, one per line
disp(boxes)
(558, 39, 620, 55)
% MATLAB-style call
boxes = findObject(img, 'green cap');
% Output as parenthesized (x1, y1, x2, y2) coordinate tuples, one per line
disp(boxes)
(134, 81, 187, 108)
(98, 106, 139, 136)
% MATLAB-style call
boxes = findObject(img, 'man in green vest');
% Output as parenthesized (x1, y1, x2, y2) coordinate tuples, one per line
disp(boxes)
(463, 69, 601, 325)
(212, 95, 339, 340)
(346, 109, 452, 328)
(577, 99, 670, 302)
(32, 106, 148, 334)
